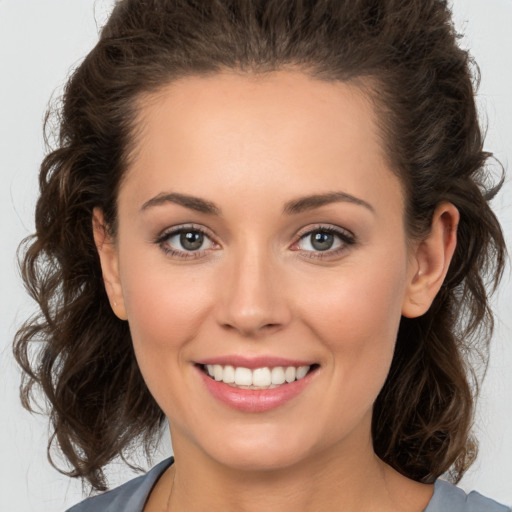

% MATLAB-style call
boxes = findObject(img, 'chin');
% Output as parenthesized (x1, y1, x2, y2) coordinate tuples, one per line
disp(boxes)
(212, 445, 309, 473)
(193, 423, 327, 473)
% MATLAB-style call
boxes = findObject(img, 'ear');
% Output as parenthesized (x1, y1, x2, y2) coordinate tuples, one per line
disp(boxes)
(92, 208, 128, 320)
(402, 202, 459, 318)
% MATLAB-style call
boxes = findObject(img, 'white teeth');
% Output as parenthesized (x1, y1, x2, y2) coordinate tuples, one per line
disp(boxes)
(296, 366, 309, 379)
(213, 364, 223, 381)
(204, 364, 312, 388)
(234, 367, 253, 386)
(271, 366, 286, 385)
(222, 365, 235, 383)
(252, 367, 271, 387)
(285, 366, 296, 383)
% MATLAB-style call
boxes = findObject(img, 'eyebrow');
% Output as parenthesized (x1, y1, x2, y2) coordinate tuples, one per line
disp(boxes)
(140, 190, 374, 216)
(283, 191, 375, 215)
(141, 192, 222, 215)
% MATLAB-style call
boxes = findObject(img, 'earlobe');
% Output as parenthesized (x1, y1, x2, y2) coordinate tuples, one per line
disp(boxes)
(402, 202, 459, 318)
(92, 208, 128, 320)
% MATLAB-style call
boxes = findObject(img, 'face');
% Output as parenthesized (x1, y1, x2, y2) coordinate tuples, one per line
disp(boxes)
(98, 71, 426, 472)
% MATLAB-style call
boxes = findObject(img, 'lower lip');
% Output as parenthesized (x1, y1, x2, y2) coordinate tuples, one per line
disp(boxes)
(197, 366, 317, 413)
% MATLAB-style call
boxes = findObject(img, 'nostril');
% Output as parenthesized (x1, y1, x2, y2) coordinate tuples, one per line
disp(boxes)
(219, 319, 284, 337)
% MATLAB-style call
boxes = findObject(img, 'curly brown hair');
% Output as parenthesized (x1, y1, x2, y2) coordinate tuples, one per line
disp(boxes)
(14, 0, 506, 492)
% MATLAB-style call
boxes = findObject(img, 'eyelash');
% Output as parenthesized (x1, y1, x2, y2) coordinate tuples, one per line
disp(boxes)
(154, 224, 356, 260)
(292, 225, 356, 260)
(155, 224, 217, 260)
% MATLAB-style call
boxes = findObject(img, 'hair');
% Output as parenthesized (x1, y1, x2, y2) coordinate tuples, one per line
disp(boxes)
(14, 0, 506, 492)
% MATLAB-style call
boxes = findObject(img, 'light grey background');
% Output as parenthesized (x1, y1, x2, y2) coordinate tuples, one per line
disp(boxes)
(1, 1, 510, 510)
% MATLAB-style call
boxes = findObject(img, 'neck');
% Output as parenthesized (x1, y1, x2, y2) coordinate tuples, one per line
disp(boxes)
(163, 429, 428, 512)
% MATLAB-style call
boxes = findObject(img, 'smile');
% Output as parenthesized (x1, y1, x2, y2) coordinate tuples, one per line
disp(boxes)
(203, 364, 312, 389)
(197, 361, 319, 412)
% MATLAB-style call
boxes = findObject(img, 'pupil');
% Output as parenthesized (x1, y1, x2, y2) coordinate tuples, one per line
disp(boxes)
(180, 231, 203, 250)
(311, 232, 334, 251)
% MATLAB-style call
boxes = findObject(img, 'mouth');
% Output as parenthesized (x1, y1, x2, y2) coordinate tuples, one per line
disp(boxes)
(198, 363, 319, 390)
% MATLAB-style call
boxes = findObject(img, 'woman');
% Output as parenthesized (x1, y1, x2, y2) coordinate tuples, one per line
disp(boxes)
(13, 0, 509, 511)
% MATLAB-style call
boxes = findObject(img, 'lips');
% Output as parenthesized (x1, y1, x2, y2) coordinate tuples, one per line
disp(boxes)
(195, 358, 319, 412)
(203, 364, 311, 388)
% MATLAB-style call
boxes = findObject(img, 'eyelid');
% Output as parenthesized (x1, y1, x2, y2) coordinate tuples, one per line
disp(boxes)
(154, 222, 356, 260)
(290, 224, 356, 257)
(156, 222, 217, 238)
(154, 223, 219, 258)
(294, 223, 355, 242)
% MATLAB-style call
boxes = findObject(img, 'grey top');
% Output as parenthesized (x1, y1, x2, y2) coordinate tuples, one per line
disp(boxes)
(67, 457, 510, 512)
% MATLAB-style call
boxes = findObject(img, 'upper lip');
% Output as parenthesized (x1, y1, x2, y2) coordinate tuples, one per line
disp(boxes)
(195, 356, 316, 369)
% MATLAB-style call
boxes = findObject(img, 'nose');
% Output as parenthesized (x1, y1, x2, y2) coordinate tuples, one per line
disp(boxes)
(215, 243, 292, 338)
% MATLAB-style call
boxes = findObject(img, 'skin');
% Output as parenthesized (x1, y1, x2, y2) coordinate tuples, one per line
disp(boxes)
(94, 70, 459, 512)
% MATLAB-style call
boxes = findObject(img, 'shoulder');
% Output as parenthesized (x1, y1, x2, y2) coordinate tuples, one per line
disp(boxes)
(425, 480, 510, 512)
(66, 457, 174, 512)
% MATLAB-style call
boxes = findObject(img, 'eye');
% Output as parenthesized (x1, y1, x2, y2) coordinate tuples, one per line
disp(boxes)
(155, 225, 218, 259)
(300, 231, 340, 251)
(172, 230, 206, 251)
(293, 226, 355, 258)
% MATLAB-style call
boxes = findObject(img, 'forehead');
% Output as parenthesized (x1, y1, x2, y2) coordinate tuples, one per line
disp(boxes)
(121, 70, 402, 217)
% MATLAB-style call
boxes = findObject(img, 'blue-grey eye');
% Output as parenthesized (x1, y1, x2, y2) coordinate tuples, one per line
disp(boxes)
(298, 230, 344, 252)
(163, 230, 209, 252)
(311, 232, 335, 251)
(180, 231, 204, 250)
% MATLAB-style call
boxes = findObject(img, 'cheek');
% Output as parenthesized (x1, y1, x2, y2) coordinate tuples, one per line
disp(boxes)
(296, 253, 408, 403)
(300, 259, 406, 342)
(118, 260, 221, 423)
(118, 250, 215, 376)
